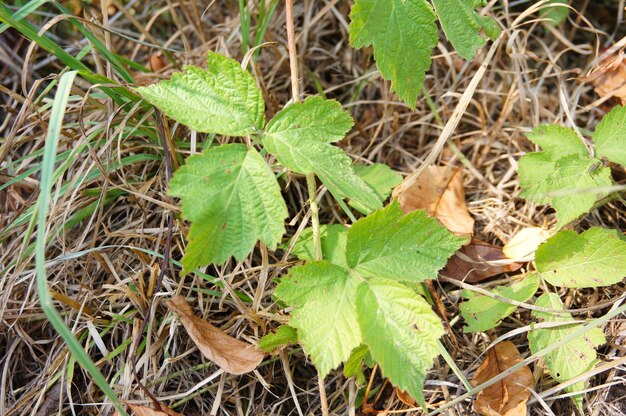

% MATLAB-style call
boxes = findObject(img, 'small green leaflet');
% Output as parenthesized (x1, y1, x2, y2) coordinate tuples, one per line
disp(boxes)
(350, 163, 402, 214)
(528, 293, 605, 409)
(539, 0, 570, 26)
(169, 144, 287, 273)
(276, 202, 462, 399)
(518, 125, 611, 226)
(593, 104, 626, 166)
(357, 278, 444, 407)
(535, 227, 626, 288)
(258, 325, 297, 353)
(274, 261, 361, 378)
(344, 345, 369, 386)
(349, 0, 437, 107)
(262, 96, 381, 212)
(349, 0, 497, 107)
(136, 51, 264, 136)
(346, 202, 468, 283)
(460, 274, 540, 333)
(430, 0, 500, 60)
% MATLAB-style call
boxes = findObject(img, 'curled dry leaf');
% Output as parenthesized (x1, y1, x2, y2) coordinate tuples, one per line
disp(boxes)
(503, 227, 552, 260)
(472, 341, 534, 416)
(395, 387, 416, 407)
(397, 165, 474, 237)
(167, 295, 265, 375)
(581, 49, 626, 104)
(113, 402, 184, 416)
(441, 240, 522, 283)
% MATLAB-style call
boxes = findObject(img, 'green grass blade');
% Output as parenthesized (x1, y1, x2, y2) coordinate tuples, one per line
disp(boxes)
(35, 70, 129, 416)
(0, 0, 50, 34)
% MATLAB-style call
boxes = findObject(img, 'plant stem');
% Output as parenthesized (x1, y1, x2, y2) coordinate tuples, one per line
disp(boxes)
(307, 172, 322, 261)
(285, 0, 300, 103)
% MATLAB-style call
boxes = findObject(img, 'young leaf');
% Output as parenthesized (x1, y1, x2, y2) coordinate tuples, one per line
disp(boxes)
(593, 104, 626, 166)
(344, 345, 369, 386)
(350, 163, 402, 214)
(274, 262, 361, 378)
(290, 224, 348, 267)
(430, 0, 500, 60)
(349, 0, 437, 106)
(535, 227, 626, 288)
(539, 0, 570, 26)
(357, 277, 444, 407)
(472, 341, 534, 416)
(258, 325, 298, 353)
(166, 295, 265, 375)
(169, 144, 288, 273)
(528, 293, 605, 409)
(262, 96, 381, 212)
(346, 202, 467, 283)
(136, 51, 264, 136)
(460, 274, 540, 332)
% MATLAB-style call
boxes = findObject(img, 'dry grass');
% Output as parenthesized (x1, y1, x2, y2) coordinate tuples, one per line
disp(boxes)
(1, 0, 626, 415)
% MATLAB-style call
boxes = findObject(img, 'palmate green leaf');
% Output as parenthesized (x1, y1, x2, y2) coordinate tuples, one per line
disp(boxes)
(430, 0, 500, 60)
(136, 51, 264, 136)
(357, 278, 445, 407)
(346, 202, 467, 283)
(350, 163, 402, 214)
(593, 104, 626, 166)
(262, 96, 381, 212)
(460, 273, 540, 333)
(536, 227, 626, 288)
(528, 293, 605, 409)
(274, 262, 361, 378)
(519, 125, 611, 226)
(169, 144, 287, 273)
(349, 0, 437, 106)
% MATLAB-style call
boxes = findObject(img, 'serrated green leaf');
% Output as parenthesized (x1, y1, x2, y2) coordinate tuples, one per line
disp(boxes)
(136, 52, 264, 136)
(540, 0, 570, 26)
(169, 144, 287, 273)
(461, 274, 540, 333)
(346, 202, 467, 283)
(262, 96, 381, 212)
(290, 224, 348, 267)
(274, 261, 361, 377)
(350, 163, 402, 214)
(529, 293, 605, 409)
(593, 104, 626, 166)
(357, 278, 444, 407)
(536, 227, 626, 288)
(258, 325, 298, 353)
(430, 0, 500, 60)
(349, 0, 437, 106)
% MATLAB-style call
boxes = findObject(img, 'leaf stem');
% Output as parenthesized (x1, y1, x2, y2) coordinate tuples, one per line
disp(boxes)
(307, 172, 323, 261)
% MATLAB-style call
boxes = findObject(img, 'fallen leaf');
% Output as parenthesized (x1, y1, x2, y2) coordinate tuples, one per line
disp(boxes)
(441, 240, 522, 283)
(113, 402, 184, 416)
(149, 53, 167, 72)
(167, 295, 265, 375)
(582, 49, 626, 104)
(472, 341, 534, 416)
(397, 165, 474, 236)
(395, 387, 416, 406)
(503, 227, 552, 260)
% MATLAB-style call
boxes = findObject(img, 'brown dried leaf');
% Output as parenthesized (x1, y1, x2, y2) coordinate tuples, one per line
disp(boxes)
(167, 295, 264, 375)
(441, 240, 522, 283)
(582, 50, 626, 104)
(395, 387, 416, 407)
(113, 403, 184, 416)
(472, 341, 534, 416)
(503, 227, 551, 260)
(397, 165, 474, 236)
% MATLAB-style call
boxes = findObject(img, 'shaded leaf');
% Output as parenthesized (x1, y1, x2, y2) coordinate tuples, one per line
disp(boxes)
(258, 325, 297, 354)
(535, 227, 626, 288)
(136, 51, 264, 136)
(344, 344, 369, 386)
(460, 274, 540, 333)
(503, 227, 552, 260)
(441, 239, 522, 283)
(430, 0, 500, 60)
(167, 296, 264, 375)
(274, 262, 361, 378)
(347, 202, 468, 283)
(528, 293, 605, 409)
(350, 163, 402, 214)
(472, 341, 534, 416)
(357, 278, 444, 408)
(169, 144, 288, 273)
(397, 165, 474, 236)
(593, 104, 626, 166)
(262, 96, 381, 212)
(539, 0, 570, 26)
